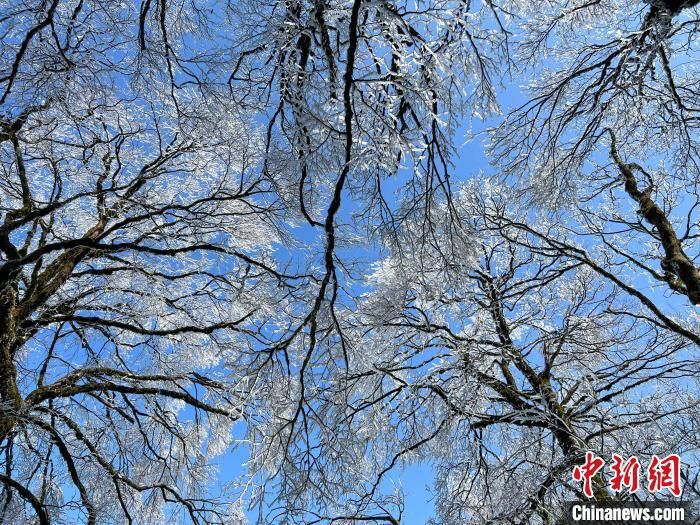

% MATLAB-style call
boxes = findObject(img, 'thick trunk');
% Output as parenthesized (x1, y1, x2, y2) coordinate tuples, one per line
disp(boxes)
(0, 285, 21, 443)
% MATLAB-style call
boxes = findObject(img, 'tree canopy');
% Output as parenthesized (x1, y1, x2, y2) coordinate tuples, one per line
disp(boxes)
(2, 0, 700, 523)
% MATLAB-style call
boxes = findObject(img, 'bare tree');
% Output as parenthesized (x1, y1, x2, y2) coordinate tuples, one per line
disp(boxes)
(3, 0, 699, 524)
(277, 185, 698, 524)
(0, 1, 302, 522)
(238, 1, 700, 522)
(0, 0, 509, 522)
(489, 0, 700, 308)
